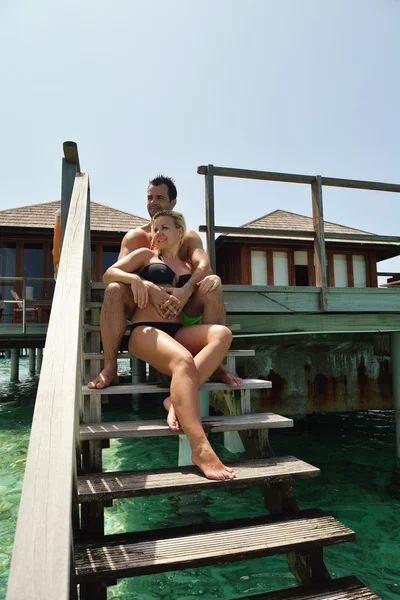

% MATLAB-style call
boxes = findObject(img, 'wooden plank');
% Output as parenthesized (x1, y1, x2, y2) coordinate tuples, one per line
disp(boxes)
(197, 165, 314, 184)
(197, 164, 400, 194)
(74, 509, 354, 581)
(77, 456, 320, 502)
(80, 412, 293, 440)
(7, 173, 90, 600)
(238, 576, 381, 599)
(321, 174, 400, 193)
(82, 378, 272, 396)
(205, 164, 216, 272)
(226, 312, 400, 335)
(312, 176, 328, 311)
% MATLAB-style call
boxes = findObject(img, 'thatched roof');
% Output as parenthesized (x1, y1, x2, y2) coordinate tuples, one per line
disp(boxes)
(0, 200, 148, 232)
(242, 209, 374, 237)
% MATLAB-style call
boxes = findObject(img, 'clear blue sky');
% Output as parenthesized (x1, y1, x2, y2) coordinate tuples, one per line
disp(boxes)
(1, 0, 400, 272)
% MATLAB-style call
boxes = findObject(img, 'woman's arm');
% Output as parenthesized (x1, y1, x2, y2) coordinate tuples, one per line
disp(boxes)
(103, 248, 153, 284)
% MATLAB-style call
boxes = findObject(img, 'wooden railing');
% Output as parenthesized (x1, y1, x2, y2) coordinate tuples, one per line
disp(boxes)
(198, 165, 400, 311)
(6, 162, 90, 599)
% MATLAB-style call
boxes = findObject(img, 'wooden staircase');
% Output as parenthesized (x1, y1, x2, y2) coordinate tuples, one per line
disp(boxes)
(76, 301, 381, 599)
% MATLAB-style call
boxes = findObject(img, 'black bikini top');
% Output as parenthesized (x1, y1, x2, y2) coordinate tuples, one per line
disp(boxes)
(139, 262, 191, 288)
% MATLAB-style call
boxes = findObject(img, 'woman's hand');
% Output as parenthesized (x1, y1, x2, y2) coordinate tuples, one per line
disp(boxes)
(196, 275, 221, 294)
(130, 275, 148, 309)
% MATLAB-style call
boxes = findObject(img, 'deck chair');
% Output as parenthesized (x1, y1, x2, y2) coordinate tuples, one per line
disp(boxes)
(10, 290, 39, 324)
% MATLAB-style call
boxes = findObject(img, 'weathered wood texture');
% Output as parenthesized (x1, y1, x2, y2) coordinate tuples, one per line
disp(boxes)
(77, 456, 319, 502)
(312, 176, 328, 311)
(205, 164, 216, 272)
(226, 312, 400, 335)
(82, 378, 272, 396)
(74, 509, 354, 581)
(238, 576, 381, 599)
(7, 174, 90, 600)
(80, 412, 293, 440)
(197, 164, 400, 194)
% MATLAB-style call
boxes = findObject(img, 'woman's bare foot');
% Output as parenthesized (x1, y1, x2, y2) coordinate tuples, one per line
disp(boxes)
(163, 396, 181, 431)
(192, 443, 235, 480)
(210, 365, 243, 387)
(88, 369, 119, 389)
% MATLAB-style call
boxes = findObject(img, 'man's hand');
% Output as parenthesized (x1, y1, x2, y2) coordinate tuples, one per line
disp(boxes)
(130, 275, 148, 309)
(164, 286, 192, 316)
(147, 283, 180, 319)
(197, 274, 221, 294)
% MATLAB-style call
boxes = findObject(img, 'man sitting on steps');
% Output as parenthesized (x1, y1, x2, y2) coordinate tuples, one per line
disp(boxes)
(88, 175, 242, 389)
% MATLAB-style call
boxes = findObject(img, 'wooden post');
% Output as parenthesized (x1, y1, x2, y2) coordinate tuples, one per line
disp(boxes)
(391, 332, 400, 467)
(36, 348, 43, 374)
(28, 348, 36, 375)
(10, 348, 19, 382)
(311, 176, 328, 311)
(205, 165, 216, 273)
(61, 142, 80, 252)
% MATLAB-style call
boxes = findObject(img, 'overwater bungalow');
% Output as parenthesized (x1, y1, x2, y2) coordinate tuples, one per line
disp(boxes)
(0, 200, 147, 325)
(211, 208, 400, 414)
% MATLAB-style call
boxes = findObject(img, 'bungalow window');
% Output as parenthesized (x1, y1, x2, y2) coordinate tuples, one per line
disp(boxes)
(250, 250, 268, 285)
(294, 250, 309, 286)
(353, 255, 367, 287)
(333, 254, 348, 287)
(250, 250, 290, 285)
(273, 251, 289, 285)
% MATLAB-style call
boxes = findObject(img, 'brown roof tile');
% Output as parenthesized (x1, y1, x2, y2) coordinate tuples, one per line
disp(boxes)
(242, 209, 374, 236)
(0, 201, 148, 232)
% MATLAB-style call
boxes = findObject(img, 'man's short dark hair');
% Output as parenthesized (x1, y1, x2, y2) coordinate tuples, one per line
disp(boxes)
(149, 175, 177, 202)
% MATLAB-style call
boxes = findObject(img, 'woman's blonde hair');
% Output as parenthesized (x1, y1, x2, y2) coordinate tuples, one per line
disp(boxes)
(151, 210, 187, 248)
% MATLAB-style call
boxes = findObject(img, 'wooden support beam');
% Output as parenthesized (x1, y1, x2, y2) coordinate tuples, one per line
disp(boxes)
(205, 164, 216, 272)
(311, 176, 328, 311)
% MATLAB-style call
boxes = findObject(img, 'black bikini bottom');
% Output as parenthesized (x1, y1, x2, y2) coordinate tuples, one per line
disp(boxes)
(130, 321, 182, 338)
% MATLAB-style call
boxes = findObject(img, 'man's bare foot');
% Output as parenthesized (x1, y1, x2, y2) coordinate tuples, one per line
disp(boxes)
(210, 365, 243, 387)
(88, 369, 119, 389)
(192, 443, 235, 480)
(163, 396, 181, 431)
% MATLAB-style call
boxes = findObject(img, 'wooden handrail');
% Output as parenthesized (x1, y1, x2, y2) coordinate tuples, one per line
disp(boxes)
(197, 165, 400, 193)
(7, 173, 90, 600)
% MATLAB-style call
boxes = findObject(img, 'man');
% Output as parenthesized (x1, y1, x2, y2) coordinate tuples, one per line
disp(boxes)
(88, 175, 241, 389)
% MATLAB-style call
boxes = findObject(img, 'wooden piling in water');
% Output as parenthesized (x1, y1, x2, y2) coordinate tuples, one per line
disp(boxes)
(28, 348, 36, 375)
(10, 348, 19, 382)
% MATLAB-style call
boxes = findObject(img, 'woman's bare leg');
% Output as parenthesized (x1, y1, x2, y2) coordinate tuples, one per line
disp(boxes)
(164, 324, 234, 430)
(129, 326, 235, 480)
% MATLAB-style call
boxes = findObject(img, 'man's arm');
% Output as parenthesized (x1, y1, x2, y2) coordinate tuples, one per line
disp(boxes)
(168, 230, 218, 310)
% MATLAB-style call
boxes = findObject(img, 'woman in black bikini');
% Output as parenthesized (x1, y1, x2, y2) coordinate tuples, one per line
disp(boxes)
(103, 210, 235, 481)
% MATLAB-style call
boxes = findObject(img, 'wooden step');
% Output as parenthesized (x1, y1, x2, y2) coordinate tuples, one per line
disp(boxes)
(80, 412, 293, 440)
(82, 349, 256, 360)
(77, 456, 320, 503)
(82, 378, 271, 396)
(238, 576, 380, 599)
(74, 508, 354, 582)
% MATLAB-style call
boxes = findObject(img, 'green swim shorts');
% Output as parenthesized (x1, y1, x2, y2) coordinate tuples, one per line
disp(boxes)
(182, 311, 202, 327)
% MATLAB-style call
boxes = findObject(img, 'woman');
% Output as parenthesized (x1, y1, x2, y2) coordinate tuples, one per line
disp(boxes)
(103, 210, 235, 481)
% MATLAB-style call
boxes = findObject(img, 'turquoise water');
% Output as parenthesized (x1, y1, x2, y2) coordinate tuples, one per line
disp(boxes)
(0, 357, 399, 599)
